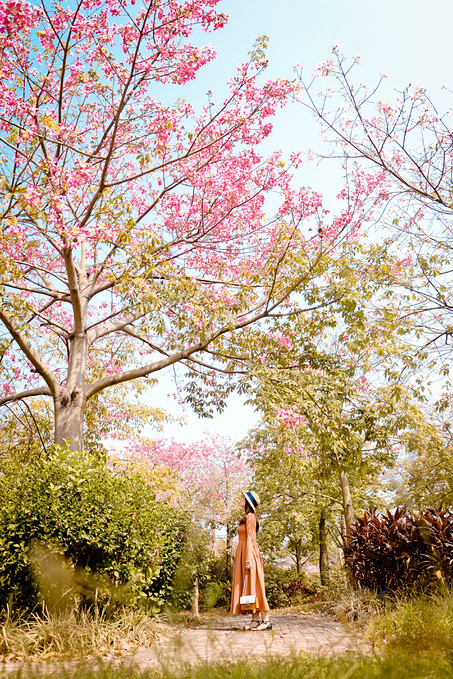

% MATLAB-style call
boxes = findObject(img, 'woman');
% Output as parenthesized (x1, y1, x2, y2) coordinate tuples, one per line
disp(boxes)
(230, 489, 271, 630)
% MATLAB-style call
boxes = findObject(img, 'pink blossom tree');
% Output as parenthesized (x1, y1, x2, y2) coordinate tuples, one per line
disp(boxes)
(118, 434, 251, 523)
(117, 433, 251, 582)
(0, 2, 368, 451)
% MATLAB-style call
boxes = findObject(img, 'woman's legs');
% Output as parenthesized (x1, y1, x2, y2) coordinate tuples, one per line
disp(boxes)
(244, 610, 260, 629)
(253, 610, 271, 630)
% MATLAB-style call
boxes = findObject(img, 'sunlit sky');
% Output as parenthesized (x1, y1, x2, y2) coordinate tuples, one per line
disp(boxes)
(145, 0, 453, 444)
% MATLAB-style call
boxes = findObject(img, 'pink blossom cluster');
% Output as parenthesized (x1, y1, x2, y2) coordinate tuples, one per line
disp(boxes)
(0, 0, 41, 35)
(268, 331, 293, 350)
(313, 59, 334, 78)
(275, 405, 307, 429)
(355, 375, 370, 395)
(112, 435, 251, 516)
(283, 443, 308, 457)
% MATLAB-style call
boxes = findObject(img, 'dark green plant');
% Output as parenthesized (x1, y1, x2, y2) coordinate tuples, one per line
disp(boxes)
(419, 507, 453, 588)
(0, 446, 189, 612)
(345, 508, 428, 593)
(345, 507, 453, 593)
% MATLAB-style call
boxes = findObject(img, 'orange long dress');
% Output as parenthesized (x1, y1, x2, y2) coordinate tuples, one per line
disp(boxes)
(230, 513, 270, 615)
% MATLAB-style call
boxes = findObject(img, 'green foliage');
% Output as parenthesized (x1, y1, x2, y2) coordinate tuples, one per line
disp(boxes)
(201, 552, 232, 609)
(395, 419, 453, 509)
(248, 358, 424, 477)
(346, 507, 453, 593)
(0, 399, 53, 462)
(242, 338, 430, 567)
(0, 446, 189, 612)
(261, 565, 316, 608)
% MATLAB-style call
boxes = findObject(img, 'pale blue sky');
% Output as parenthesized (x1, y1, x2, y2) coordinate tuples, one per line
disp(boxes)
(201, 0, 451, 93)
(148, 0, 453, 443)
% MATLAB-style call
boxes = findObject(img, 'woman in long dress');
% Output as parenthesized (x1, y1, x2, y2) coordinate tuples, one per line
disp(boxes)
(230, 490, 271, 630)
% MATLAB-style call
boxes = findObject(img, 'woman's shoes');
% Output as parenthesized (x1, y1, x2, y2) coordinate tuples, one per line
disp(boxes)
(253, 621, 272, 631)
(244, 620, 260, 630)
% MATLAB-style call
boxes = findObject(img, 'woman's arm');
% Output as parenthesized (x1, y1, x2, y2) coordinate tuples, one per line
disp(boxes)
(245, 513, 256, 568)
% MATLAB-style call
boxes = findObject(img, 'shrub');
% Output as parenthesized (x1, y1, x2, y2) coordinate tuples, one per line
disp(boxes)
(201, 552, 232, 609)
(263, 565, 316, 608)
(0, 447, 189, 612)
(420, 506, 453, 588)
(345, 507, 453, 593)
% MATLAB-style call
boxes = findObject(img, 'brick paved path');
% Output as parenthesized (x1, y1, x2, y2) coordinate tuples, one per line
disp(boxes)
(133, 614, 367, 670)
(0, 614, 367, 675)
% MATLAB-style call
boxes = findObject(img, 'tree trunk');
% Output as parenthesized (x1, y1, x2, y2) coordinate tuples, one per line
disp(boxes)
(54, 306, 88, 451)
(319, 509, 329, 586)
(191, 577, 199, 617)
(295, 539, 302, 575)
(226, 522, 234, 580)
(338, 467, 355, 586)
(338, 467, 355, 548)
(54, 387, 86, 452)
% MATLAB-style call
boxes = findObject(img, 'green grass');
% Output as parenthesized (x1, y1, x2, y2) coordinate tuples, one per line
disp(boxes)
(4, 653, 453, 679)
(370, 589, 453, 655)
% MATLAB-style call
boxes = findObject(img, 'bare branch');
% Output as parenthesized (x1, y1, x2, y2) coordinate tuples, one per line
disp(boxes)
(0, 387, 52, 407)
(87, 314, 145, 344)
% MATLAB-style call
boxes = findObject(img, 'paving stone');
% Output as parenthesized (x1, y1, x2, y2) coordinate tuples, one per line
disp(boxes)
(132, 613, 368, 670)
(0, 614, 367, 675)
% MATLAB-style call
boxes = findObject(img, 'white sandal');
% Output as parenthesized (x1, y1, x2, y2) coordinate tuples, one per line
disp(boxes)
(244, 620, 261, 630)
(253, 620, 272, 631)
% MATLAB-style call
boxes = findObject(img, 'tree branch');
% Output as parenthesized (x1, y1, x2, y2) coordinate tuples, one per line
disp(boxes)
(0, 387, 52, 407)
(85, 262, 332, 399)
(87, 314, 145, 345)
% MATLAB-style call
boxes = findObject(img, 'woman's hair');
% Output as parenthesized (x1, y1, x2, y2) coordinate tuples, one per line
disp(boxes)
(239, 498, 260, 533)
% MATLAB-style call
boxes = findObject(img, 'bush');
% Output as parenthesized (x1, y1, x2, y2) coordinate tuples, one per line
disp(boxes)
(345, 507, 453, 593)
(201, 552, 232, 609)
(0, 447, 189, 612)
(263, 565, 316, 608)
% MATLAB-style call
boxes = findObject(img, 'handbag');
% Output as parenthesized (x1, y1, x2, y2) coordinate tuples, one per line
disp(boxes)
(240, 573, 258, 611)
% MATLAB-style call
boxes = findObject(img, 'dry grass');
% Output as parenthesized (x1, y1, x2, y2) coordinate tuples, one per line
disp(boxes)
(318, 587, 385, 625)
(0, 605, 174, 662)
(162, 606, 230, 629)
